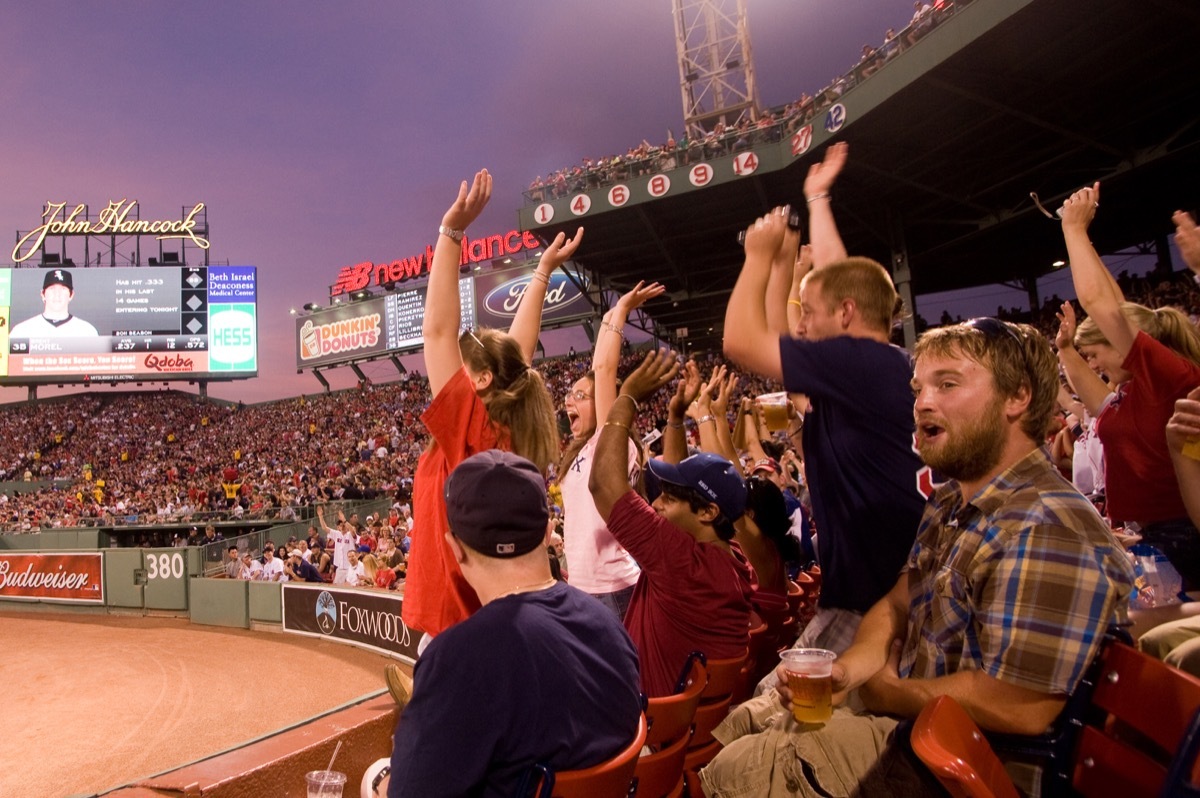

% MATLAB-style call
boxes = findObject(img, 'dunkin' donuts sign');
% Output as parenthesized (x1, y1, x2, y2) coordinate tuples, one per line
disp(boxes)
(0, 553, 105, 603)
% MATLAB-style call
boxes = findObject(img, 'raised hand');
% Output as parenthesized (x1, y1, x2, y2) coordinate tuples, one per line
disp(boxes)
(1173, 211, 1200, 275)
(1166, 387, 1200, 455)
(620, 349, 681, 404)
(441, 169, 493, 231)
(669, 359, 702, 418)
(743, 207, 790, 262)
(537, 227, 584, 274)
(1059, 181, 1100, 231)
(803, 141, 848, 199)
(1055, 301, 1078, 351)
(712, 369, 737, 417)
(617, 280, 667, 312)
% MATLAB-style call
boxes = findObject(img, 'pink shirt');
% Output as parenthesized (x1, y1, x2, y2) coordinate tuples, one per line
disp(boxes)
(560, 435, 641, 594)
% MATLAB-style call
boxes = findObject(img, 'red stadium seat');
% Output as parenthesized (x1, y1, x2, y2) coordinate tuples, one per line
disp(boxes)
(530, 713, 647, 798)
(681, 651, 747, 796)
(912, 642, 1200, 798)
(911, 695, 1020, 798)
(636, 657, 707, 798)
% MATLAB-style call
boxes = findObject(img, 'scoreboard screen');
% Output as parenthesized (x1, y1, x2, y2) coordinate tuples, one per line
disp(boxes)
(0, 266, 258, 384)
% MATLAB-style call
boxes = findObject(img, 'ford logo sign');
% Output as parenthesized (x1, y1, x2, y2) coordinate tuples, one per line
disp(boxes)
(482, 272, 587, 319)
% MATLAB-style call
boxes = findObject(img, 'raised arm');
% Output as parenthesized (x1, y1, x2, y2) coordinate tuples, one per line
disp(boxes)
(786, 245, 813, 335)
(509, 227, 584, 364)
(1166, 387, 1200, 528)
(724, 209, 788, 380)
(709, 369, 741, 466)
(739, 397, 771, 467)
(423, 170, 493, 396)
(1055, 301, 1113, 417)
(766, 226, 802, 335)
(315, 504, 336, 535)
(594, 281, 666, 425)
(663, 359, 701, 464)
(589, 350, 680, 519)
(1060, 183, 1136, 358)
(685, 367, 725, 456)
(804, 142, 849, 268)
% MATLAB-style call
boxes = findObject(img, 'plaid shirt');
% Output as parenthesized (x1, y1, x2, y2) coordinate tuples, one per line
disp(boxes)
(901, 448, 1134, 696)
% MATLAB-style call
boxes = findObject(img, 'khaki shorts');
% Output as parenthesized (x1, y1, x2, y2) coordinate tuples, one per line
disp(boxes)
(699, 695, 943, 798)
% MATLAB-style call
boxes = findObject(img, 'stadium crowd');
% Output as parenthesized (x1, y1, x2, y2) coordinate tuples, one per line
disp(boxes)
(525, 0, 969, 205)
(344, 153, 1200, 797)
(4, 148, 1200, 796)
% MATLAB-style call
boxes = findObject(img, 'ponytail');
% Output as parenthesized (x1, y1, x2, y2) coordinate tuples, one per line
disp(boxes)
(460, 329, 558, 475)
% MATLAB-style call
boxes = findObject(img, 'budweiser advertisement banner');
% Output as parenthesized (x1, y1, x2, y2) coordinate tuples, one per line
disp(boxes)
(282, 583, 418, 663)
(0, 552, 105, 603)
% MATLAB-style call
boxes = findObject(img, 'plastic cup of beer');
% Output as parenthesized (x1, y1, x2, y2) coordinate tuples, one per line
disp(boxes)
(780, 648, 836, 724)
(757, 391, 790, 433)
(305, 770, 347, 798)
(1183, 438, 1200, 462)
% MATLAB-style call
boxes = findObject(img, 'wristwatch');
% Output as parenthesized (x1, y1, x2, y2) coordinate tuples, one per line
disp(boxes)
(438, 224, 465, 243)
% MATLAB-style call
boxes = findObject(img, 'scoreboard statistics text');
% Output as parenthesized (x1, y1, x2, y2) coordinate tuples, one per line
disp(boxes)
(0, 266, 258, 384)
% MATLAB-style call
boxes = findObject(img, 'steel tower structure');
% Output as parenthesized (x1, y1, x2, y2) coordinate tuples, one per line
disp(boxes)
(672, 0, 760, 139)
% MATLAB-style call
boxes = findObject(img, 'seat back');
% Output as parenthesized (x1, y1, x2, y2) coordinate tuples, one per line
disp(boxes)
(1071, 642, 1200, 797)
(738, 615, 773, 703)
(645, 658, 707, 748)
(911, 695, 1021, 798)
(632, 727, 690, 798)
(686, 650, 747, 752)
(786, 578, 806, 617)
(531, 714, 648, 798)
(913, 641, 1200, 798)
(700, 651, 747, 701)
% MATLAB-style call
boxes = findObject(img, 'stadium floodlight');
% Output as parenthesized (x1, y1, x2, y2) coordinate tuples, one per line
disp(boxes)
(302, 302, 321, 312)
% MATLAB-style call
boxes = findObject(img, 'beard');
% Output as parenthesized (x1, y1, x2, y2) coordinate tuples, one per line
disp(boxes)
(916, 396, 1007, 484)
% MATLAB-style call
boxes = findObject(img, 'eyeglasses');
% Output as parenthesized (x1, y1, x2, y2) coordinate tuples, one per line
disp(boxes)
(459, 328, 486, 350)
(963, 316, 1024, 346)
(564, 390, 593, 402)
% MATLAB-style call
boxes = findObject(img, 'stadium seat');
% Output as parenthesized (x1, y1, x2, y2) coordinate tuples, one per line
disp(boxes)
(681, 651, 747, 796)
(528, 713, 647, 798)
(637, 657, 708, 798)
(910, 695, 1020, 798)
(911, 642, 1200, 798)
(736, 613, 772, 703)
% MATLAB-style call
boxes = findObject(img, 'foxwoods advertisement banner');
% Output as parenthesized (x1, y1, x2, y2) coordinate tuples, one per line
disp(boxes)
(281, 583, 419, 663)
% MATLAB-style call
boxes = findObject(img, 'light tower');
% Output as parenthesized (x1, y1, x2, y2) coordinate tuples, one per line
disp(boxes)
(672, 0, 760, 140)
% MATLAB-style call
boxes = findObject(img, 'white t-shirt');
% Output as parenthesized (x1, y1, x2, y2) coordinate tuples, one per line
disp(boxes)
(345, 561, 366, 587)
(260, 557, 285, 582)
(10, 314, 99, 338)
(240, 560, 263, 580)
(328, 528, 355, 571)
(560, 435, 641, 594)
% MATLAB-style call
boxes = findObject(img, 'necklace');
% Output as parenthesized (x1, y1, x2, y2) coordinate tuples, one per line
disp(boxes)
(495, 577, 557, 600)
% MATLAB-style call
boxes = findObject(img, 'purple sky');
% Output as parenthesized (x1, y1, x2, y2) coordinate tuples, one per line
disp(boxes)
(2, 1, 929, 403)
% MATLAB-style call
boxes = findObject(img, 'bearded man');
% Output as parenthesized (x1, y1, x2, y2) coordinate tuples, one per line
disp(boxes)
(699, 318, 1134, 798)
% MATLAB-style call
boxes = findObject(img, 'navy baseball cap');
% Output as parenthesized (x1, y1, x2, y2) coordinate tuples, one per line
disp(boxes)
(647, 452, 747, 521)
(445, 450, 549, 558)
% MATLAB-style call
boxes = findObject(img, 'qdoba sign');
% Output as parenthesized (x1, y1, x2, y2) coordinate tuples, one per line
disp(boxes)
(0, 553, 105, 603)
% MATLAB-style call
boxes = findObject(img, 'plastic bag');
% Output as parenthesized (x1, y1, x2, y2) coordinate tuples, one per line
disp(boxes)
(1128, 543, 1184, 609)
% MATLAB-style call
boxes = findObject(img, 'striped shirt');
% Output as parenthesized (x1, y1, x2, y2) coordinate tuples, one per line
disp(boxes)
(901, 448, 1134, 696)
